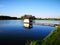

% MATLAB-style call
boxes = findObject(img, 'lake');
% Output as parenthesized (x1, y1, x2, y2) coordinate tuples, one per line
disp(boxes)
(0, 20, 60, 45)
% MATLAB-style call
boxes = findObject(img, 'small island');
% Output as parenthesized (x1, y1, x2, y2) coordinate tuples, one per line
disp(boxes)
(0, 15, 60, 20)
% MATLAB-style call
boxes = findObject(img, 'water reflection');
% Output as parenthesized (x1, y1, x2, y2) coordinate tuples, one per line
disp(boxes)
(0, 20, 10, 25)
(0, 20, 56, 40)
(24, 23, 33, 29)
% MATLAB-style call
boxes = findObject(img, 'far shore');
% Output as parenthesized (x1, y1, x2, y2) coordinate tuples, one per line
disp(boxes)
(0, 15, 60, 20)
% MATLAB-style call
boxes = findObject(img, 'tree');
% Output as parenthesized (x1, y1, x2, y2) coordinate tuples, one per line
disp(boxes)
(20, 14, 36, 20)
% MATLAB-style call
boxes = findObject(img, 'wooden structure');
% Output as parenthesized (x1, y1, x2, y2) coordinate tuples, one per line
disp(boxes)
(23, 16, 33, 28)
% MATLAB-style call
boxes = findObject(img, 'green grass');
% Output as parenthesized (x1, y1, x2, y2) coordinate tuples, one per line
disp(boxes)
(26, 24, 60, 45)
(25, 40, 42, 45)
(41, 24, 60, 45)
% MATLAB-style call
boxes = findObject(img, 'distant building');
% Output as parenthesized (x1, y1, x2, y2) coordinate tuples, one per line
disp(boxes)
(24, 18, 32, 28)
(24, 19, 29, 23)
(23, 17, 33, 28)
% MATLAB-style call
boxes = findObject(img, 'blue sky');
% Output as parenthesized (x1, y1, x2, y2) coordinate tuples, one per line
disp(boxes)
(0, 0, 60, 18)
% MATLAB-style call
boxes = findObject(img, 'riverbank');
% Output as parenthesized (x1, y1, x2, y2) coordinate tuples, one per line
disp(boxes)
(26, 24, 60, 45)
(41, 24, 60, 45)
(0, 15, 60, 20)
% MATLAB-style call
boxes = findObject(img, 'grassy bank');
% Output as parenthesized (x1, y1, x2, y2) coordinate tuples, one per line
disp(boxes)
(26, 24, 60, 45)
(26, 40, 42, 45)
(41, 24, 60, 45)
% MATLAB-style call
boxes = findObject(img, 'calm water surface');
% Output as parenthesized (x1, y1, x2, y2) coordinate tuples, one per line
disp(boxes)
(0, 20, 59, 44)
